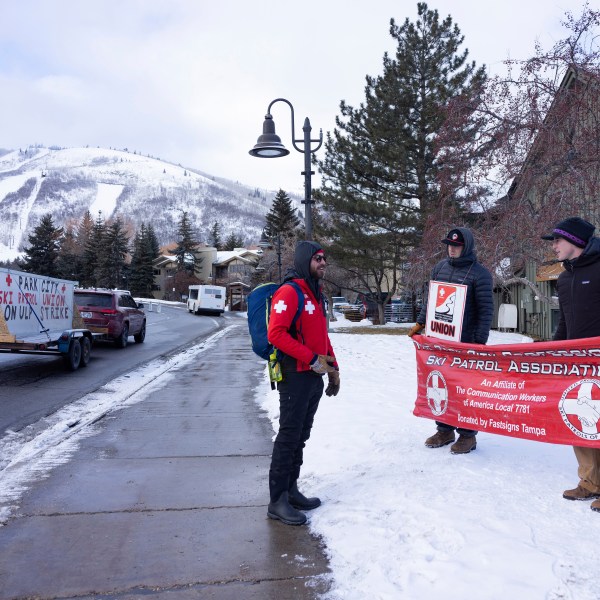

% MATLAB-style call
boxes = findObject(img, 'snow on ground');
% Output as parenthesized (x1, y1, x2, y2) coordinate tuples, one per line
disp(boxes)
(0, 173, 32, 202)
(89, 182, 123, 219)
(0, 147, 50, 172)
(1, 306, 598, 598)
(255, 316, 600, 600)
(0, 173, 41, 261)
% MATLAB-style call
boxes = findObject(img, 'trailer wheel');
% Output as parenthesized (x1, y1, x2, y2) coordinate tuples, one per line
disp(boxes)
(65, 339, 82, 371)
(80, 337, 91, 367)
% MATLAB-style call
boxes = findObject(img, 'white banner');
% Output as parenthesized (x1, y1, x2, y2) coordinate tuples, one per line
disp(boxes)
(0, 268, 76, 338)
(425, 280, 467, 342)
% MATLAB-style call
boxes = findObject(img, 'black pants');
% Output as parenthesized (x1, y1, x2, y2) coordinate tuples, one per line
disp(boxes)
(436, 421, 477, 437)
(269, 370, 324, 502)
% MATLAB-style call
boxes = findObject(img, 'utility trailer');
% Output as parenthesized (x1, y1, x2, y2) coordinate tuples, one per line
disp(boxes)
(0, 268, 95, 370)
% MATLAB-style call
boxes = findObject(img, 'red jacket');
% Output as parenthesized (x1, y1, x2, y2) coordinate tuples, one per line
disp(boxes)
(267, 279, 336, 372)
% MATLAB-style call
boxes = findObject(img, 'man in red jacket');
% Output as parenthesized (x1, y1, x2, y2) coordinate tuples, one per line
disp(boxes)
(266, 240, 340, 525)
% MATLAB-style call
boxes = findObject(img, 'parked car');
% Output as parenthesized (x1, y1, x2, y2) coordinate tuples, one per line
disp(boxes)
(332, 296, 351, 311)
(74, 289, 146, 348)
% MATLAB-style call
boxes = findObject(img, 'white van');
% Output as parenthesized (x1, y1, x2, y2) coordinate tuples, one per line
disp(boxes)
(187, 285, 226, 315)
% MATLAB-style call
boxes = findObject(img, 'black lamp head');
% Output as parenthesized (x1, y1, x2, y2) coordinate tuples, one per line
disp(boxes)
(249, 114, 290, 158)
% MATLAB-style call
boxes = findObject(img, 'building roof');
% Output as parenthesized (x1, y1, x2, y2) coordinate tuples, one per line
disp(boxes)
(214, 249, 260, 266)
(153, 254, 178, 268)
(228, 281, 251, 289)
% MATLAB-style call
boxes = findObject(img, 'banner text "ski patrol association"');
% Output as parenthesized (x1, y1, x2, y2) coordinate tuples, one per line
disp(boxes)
(413, 335, 600, 447)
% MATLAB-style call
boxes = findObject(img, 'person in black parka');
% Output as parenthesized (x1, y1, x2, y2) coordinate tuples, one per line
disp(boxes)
(408, 227, 494, 454)
(542, 217, 600, 513)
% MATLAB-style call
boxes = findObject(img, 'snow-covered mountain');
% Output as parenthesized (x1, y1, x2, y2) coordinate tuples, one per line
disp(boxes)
(0, 145, 287, 261)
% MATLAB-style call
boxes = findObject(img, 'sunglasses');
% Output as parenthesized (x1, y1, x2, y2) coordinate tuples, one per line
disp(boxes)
(313, 255, 327, 263)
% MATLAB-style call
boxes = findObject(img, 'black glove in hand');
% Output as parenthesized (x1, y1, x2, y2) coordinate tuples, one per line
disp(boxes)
(310, 354, 336, 374)
(325, 370, 340, 397)
(408, 323, 425, 338)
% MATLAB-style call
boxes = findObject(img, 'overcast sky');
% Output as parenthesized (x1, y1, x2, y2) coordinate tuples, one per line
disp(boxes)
(1, 1, 572, 195)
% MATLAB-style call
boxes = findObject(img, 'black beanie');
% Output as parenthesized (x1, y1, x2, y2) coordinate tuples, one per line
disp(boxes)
(541, 217, 595, 248)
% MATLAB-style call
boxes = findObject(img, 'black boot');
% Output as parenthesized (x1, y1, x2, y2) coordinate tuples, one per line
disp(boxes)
(288, 481, 321, 510)
(267, 491, 307, 526)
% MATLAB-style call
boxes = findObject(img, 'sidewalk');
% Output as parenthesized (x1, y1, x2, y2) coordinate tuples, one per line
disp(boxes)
(0, 322, 331, 599)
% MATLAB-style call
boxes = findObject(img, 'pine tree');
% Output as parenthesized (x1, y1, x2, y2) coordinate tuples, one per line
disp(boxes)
(264, 189, 301, 239)
(73, 211, 94, 286)
(146, 224, 160, 259)
(129, 228, 145, 295)
(208, 221, 223, 250)
(222, 232, 245, 251)
(316, 3, 486, 321)
(22, 213, 63, 276)
(82, 212, 106, 287)
(129, 223, 157, 297)
(56, 224, 80, 281)
(76, 211, 94, 252)
(96, 217, 130, 288)
(170, 211, 201, 274)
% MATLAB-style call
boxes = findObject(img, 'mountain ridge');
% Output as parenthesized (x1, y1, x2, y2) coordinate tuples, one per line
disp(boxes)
(0, 145, 290, 261)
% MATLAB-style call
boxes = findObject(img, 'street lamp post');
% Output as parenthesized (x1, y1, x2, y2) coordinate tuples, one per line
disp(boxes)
(249, 98, 323, 240)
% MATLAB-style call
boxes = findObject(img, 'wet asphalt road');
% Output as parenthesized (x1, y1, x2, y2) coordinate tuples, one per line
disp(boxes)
(0, 314, 331, 599)
(0, 303, 223, 436)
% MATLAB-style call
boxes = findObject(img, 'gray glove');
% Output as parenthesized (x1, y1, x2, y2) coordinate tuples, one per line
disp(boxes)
(310, 354, 336, 374)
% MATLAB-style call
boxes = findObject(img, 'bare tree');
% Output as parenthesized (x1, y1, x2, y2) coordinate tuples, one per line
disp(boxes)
(409, 5, 600, 301)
